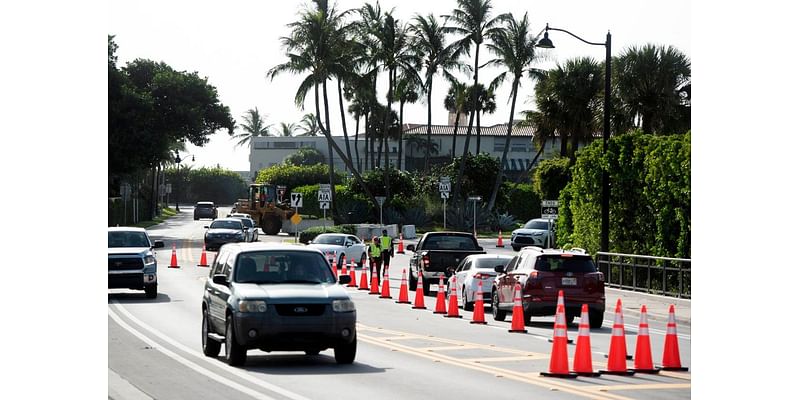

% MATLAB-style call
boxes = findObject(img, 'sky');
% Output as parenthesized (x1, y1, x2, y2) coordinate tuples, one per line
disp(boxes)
(109, 0, 691, 172)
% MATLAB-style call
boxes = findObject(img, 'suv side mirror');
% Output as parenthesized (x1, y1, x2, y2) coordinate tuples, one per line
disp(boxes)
(153, 241, 165, 249)
(204, 226, 209, 229)
(407, 244, 415, 252)
(338, 275, 352, 285)
(212, 274, 228, 285)
(494, 265, 505, 273)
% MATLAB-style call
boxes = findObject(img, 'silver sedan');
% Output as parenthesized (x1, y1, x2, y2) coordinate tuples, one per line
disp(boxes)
(306, 233, 369, 270)
(449, 254, 514, 311)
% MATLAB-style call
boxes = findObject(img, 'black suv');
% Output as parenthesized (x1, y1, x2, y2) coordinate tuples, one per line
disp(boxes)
(201, 243, 357, 366)
(194, 201, 218, 220)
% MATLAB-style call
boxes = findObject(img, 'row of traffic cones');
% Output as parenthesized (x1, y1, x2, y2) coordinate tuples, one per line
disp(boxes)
(541, 296, 687, 378)
(167, 242, 208, 268)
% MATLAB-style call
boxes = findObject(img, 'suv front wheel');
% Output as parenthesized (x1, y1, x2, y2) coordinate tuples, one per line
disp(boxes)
(492, 290, 506, 321)
(225, 316, 246, 366)
(334, 332, 357, 364)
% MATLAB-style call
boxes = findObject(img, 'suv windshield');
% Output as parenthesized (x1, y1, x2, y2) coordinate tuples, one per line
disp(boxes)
(108, 231, 150, 248)
(534, 255, 597, 273)
(524, 220, 550, 230)
(239, 219, 254, 228)
(422, 235, 478, 250)
(235, 251, 335, 284)
(312, 235, 345, 245)
(210, 220, 243, 230)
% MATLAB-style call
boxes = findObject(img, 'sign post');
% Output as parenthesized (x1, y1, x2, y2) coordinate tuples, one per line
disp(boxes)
(439, 177, 451, 229)
(468, 196, 482, 236)
(541, 200, 559, 248)
(291, 193, 303, 243)
(120, 183, 131, 225)
(375, 196, 386, 226)
(318, 184, 331, 230)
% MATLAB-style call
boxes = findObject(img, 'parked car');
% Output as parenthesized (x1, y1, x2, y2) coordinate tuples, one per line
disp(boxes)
(201, 243, 356, 366)
(306, 233, 368, 269)
(108, 227, 164, 298)
(406, 232, 486, 296)
(491, 247, 605, 328)
(229, 213, 258, 242)
(447, 254, 513, 311)
(204, 218, 246, 251)
(194, 201, 218, 220)
(510, 218, 555, 251)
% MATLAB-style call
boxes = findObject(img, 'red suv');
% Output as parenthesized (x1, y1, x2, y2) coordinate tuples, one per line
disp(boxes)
(491, 247, 605, 328)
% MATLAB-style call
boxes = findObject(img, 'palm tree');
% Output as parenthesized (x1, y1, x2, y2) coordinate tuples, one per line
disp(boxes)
(443, 80, 468, 158)
(232, 107, 271, 147)
(444, 0, 508, 200)
(275, 122, 298, 137)
(464, 83, 497, 153)
(297, 113, 321, 136)
(268, 0, 378, 210)
(394, 74, 421, 168)
(344, 73, 376, 172)
(614, 43, 691, 135)
(409, 13, 468, 173)
(482, 12, 543, 210)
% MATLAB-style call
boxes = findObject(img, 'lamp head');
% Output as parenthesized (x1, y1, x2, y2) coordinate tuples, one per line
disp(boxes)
(537, 31, 554, 49)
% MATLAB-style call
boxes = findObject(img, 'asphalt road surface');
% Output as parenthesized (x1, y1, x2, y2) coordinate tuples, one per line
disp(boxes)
(108, 207, 690, 399)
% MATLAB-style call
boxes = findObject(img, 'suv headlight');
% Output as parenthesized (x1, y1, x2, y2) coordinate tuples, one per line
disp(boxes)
(332, 299, 355, 312)
(532, 232, 543, 236)
(238, 300, 267, 313)
(144, 255, 156, 265)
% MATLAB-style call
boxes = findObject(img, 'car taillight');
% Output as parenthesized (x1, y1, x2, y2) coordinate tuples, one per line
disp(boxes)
(423, 255, 430, 265)
(527, 271, 542, 289)
(474, 273, 491, 279)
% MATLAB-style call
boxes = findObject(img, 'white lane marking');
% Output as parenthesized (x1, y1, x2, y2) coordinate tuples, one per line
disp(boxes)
(110, 302, 310, 400)
(108, 307, 276, 400)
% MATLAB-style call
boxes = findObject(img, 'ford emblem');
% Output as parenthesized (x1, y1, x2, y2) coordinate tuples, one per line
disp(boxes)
(294, 306, 308, 313)
(114, 261, 122, 267)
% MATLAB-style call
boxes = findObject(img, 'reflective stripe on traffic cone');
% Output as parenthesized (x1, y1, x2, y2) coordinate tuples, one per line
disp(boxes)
(572, 304, 601, 376)
(470, 281, 487, 324)
(600, 299, 635, 375)
(412, 271, 427, 309)
(445, 276, 462, 318)
(169, 243, 179, 268)
(633, 305, 660, 373)
(197, 243, 209, 267)
(433, 275, 447, 314)
(348, 259, 357, 287)
(397, 233, 405, 254)
(508, 282, 528, 333)
(496, 230, 504, 248)
(332, 256, 338, 278)
(369, 264, 380, 295)
(341, 259, 348, 279)
(396, 269, 411, 304)
(549, 290, 573, 344)
(541, 304, 578, 378)
(358, 261, 370, 291)
(661, 304, 689, 371)
(380, 267, 392, 299)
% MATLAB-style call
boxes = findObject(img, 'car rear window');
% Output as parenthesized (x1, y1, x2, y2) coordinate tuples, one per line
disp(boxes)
(234, 251, 335, 284)
(422, 235, 479, 250)
(534, 255, 597, 273)
(196, 203, 214, 209)
(239, 218, 254, 228)
(474, 257, 512, 269)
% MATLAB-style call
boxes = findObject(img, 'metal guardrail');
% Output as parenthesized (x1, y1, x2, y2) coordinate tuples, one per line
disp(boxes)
(595, 252, 691, 299)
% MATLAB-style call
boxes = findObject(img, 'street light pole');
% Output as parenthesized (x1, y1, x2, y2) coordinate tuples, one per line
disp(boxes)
(173, 150, 195, 212)
(537, 24, 612, 252)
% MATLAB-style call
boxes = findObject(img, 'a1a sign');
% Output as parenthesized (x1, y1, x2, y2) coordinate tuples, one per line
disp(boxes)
(290, 192, 303, 208)
(439, 177, 451, 194)
(541, 200, 559, 219)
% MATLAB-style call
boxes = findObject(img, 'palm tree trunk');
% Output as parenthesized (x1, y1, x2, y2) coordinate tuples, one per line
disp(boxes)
(476, 108, 481, 154)
(382, 68, 394, 199)
(454, 46, 481, 200)
(488, 77, 519, 211)
(337, 78, 352, 165)
(354, 115, 361, 173)
(398, 99, 404, 169)
(322, 81, 336, 207)
(424, 75, 433, 174)
(451, 112, 460, 158)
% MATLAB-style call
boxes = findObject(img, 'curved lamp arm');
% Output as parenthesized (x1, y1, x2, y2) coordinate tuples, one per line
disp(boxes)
(545, 24, 607, 47)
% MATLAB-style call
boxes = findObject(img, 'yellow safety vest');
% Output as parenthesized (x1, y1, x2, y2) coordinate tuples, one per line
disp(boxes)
(380, 236, 392, 251)
(370, 243, 382, 257)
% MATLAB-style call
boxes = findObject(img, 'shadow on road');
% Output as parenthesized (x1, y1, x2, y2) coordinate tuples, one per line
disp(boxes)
(108, 292, 173, 304)
(220, 353, 387, 375)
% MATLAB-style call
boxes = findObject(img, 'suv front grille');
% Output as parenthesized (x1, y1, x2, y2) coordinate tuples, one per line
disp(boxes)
(514, 237, 535, 244)
(109, 257, 144, 271)
(275, 304, 326, 316)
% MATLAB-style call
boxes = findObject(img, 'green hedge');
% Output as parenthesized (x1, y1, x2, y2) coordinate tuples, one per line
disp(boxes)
(501, 182, 540, 224)
(164, 166, 247, 204)
(299, 224, 357, 244)
(256, 163, 345, 194)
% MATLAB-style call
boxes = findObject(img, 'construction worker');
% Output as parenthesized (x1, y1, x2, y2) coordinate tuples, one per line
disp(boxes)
(380, 229, 393, 273)
(370, 236, 383, 284)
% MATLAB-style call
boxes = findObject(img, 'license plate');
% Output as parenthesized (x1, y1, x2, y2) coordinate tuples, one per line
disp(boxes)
(561, 277, 577, 286)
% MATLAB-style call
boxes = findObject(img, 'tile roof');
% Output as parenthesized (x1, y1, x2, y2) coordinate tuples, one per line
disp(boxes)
(403, 123, 535, 137)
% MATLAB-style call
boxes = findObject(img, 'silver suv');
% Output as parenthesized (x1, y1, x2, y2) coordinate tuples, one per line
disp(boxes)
(511, 218, 555, 251)
(108, 227, 164, 298)
(201, 243, 357, 366)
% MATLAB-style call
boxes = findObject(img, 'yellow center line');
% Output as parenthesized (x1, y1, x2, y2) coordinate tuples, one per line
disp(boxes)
(420, 345, 481, 351)
(466, 355, 550, 363)
(590, 383, 692, 392)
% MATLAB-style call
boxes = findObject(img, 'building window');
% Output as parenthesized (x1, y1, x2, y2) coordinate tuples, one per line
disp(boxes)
(273, 142, 297, 149)
(254, 142, 269, 149)
(494, 137, 505, 152)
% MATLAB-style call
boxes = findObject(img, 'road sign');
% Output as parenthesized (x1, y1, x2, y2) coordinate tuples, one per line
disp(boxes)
(318, 191, 331, 202)
(320, 201, 330, 210)
(542, 200, 559, 207)
(441, 191, 449, 199)
(439, 177, 451, 194)
(120, 183, 131, 200)
(376, 196, 386, 206)
(290, 192, 303, 208)
(541, 199, 558, 218)
(165, 184, 172, 194)
(290, 213, 302, 225)
(468, 196, 482, 202)
(277, 185, 287, 200)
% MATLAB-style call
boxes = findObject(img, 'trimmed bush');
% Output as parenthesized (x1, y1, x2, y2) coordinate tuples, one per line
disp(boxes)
(256, 163, 344, 194)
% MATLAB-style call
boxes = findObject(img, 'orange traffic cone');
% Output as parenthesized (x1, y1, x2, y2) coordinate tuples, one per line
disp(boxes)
(445, 276, 462, 318)
(369, 264, 380, 295)
(572, 304, 601, 376)
(380, 267, 392, 299)
(348, 259, 357, 287)
(600, 299, 635, 375)
(332, 256, 339, 278)
(496, 230, 504, 248)
(169, 243, 179, 268)
(341, 259, 348, 279)
(412, 271, 427, 309)
(433, 275, 447, 314)
(549, 290, 573, 344)
(633, 305, 661, 373)
(470, 281, 487, 324)
(541, 304, 578, 378)
(396, 269, 411, 304)
(661, 304, 689, 371)
(508, 282, 528, 333)
(197, 243, 209, 267)
(397, 233, 405, 254)
(358, 261, 370, 291)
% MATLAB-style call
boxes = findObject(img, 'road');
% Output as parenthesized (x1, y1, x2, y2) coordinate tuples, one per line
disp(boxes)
(108, 207, 691, 400)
